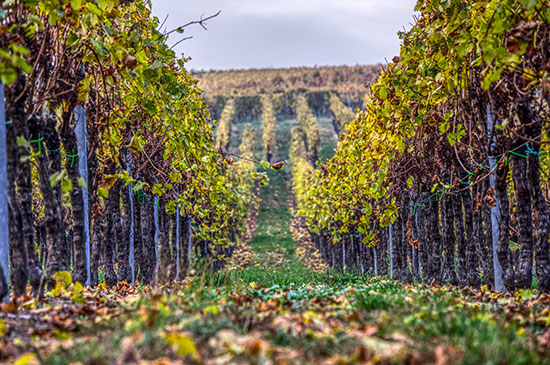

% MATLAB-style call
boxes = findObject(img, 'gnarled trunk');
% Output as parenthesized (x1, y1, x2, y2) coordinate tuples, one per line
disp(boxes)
(29, 117, 65, 291)
(118, 163, 132, 283)
(60, 112, 87, 285)
(140, 198, 155, 285)
(511, 153, 534, 289)
(103, 179, 120, 287)
(496, 162, 515, 291)
(462, 189, 480, 286)
(442, 197, 458, 285)
(453, 192, 467, 285)
(528, 140, 550, 292)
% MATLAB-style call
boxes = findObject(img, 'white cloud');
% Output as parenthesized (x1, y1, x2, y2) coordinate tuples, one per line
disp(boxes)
(150, 0, 417, 70)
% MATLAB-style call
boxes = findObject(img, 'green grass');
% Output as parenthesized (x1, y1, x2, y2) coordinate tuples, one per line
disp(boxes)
(250, 169, 295, 259)
(317, 116, 338, 162)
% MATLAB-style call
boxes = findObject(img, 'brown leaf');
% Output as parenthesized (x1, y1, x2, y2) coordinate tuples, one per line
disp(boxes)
(270, 161, 285, 171)
(0, 302, 18, 313)
(122, 55, 138, 69)
(434, 344, 463, 365)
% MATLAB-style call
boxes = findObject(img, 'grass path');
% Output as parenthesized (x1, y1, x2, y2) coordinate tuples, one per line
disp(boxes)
(225, 116, 329, 286)
(248, 169, 297, 266)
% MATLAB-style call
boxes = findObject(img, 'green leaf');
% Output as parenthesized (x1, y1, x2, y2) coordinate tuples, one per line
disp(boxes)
(90, 39, 108, 56)
(447, 133, 458, 146)
(397, 139, 406, 154)
(509, 240, 520, 252)
(77, 177, 87, 189)
(70, 0, 82, 10)
(379, 86, 388, 100)
(62, 178, 73, 193)
(0, 68, 17, 84)
(16, 136, 30, 149)
(481, 67, 503, 90)
(202, 305, 218, 315)
(85, 2, 103, 16)
(384, 203, 397, 217)
(97, 0, 116, 11)
(132, 181, 146, 193)
(149, 60, 163, 70)
(10, 44, 30, 57)
(98, 187, 109, 198)
(49, 170, 67, 188)
(520, 0, 537, 9)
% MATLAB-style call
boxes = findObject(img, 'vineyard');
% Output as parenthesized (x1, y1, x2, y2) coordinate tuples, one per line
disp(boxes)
(194, 65, 379, 122)
(0, 0, 550, 364)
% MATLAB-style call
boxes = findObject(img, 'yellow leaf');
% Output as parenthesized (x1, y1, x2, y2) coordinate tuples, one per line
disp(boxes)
(14, 354, 39, 365)
(72, 281, 84, 293)
(0, 319, 5, 337)
(52, 271, 72, 287)
(164, 333, 197, 357)
(303, 311, 322, 324)
(202, 305, 218, 316)
(52, 329, 72, 340)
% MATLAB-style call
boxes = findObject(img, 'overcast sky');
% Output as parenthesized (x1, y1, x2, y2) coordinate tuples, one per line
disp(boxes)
(150, 0, 418, 71)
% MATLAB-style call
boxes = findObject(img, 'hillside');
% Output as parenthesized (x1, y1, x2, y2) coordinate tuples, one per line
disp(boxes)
(193, 65, 381, 121)
(193, 64, 381, 96)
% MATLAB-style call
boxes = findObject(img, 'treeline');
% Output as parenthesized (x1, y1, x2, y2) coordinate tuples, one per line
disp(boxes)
(0, 0, 261, 301)
(292, 0, 550, 292)
(194, 65, 381, 121)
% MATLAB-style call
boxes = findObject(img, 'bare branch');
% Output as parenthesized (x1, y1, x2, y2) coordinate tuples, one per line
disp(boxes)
(164, 10, 221, 37)
(159, 14, 169, 31)
(170, 36, 193, 50)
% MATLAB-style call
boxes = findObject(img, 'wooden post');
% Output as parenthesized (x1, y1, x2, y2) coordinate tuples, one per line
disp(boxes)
(389, 225, 394, 279)
(187, 216, 192, 273)
(154, 197, 159, 276)
(342, 241, 346, 272)
(175, 207, 180, 280)
(128, 159, 135, 284)
(487, 106, 505, 292)
(75, 92, 90, 286)
(0, 82, 10, 301)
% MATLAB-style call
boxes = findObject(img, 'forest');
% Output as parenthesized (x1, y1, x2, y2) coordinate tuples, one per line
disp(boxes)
(0, 0, 550, 364)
